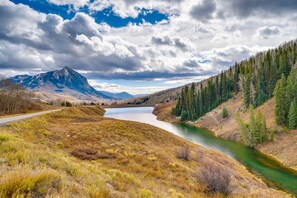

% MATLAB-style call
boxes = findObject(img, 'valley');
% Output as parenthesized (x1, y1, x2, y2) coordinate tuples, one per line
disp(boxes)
(2, 1, 297, 197)
(106, 107, 297, 196)
(0, 106, 292, 197)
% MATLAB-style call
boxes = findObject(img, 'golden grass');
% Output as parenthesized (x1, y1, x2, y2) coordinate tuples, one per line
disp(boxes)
(0, 106, 289, 197)
(0, 166, 62, 198)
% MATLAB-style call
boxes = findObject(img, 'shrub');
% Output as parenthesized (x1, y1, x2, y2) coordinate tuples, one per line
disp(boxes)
(194, 161, 232, 195)
(196, 150, 204, 162)
(180, 111, 189, 121)
(65, 101, 72, 107)
(139, 188, 152, 198)
(222, 107, 228, 118)
(70, 148, 114, 160)
(176, 146, 190, 161)
(0, 168, 62, 198)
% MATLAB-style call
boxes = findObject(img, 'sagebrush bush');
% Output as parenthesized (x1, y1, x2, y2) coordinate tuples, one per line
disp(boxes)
(70, 148, 114, 160)
(195, 161, 232, 195)
(176, 146, 190, 161)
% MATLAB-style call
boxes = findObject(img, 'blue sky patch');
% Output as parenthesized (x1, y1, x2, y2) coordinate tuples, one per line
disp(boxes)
(10, 0, 168, 27)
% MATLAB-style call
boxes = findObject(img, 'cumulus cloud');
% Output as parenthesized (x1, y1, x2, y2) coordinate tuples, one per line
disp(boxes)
(255, 26, 281, 39)
(190, 0, 216, 22)
(88, 79, 171, 94)
(1, 0, 297, 90)
(202, 45, 267, 70)
(226, 0, 297, 18)
(47, 0, 89, 10)
(151, 35, 192, 50)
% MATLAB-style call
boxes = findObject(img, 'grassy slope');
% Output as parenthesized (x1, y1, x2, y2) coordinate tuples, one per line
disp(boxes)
(0, 106, 289, 197)
(154, 93, 297, 170)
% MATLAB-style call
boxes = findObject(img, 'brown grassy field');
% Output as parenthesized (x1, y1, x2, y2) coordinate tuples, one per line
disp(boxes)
(0, 106, 289, 197)
(154, 93, 297, 170)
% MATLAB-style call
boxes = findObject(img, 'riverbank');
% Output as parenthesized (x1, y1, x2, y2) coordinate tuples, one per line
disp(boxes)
(152, 94, 297, 171)
(0, 106, 289, 197)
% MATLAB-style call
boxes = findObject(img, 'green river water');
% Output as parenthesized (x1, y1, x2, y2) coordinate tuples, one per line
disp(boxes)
(105, 107, 297, 196)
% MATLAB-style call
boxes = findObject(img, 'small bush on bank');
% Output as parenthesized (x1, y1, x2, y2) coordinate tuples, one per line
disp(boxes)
(176, 146, 190, 161)
(194, 161, 232, 195)
(222, 107, 228, 118)
(70, 148, 114, 160)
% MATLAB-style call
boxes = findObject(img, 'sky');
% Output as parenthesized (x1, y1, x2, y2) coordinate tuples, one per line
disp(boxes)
(1, 0, 297, 94)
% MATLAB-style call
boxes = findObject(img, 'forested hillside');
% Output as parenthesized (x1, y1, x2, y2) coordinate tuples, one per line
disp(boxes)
(173, 39, 297, 121)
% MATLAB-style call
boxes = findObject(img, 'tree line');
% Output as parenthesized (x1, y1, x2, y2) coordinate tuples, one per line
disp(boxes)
(0, 79, 41, 115)
(173, 39, 297, 122)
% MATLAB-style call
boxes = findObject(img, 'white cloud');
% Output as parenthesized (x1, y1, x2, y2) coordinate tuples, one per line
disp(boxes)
(254, 26, 281, 39)
(88, 80, 169, 94)
(47, 0, 89, 10)
(1, 0, 297, 90)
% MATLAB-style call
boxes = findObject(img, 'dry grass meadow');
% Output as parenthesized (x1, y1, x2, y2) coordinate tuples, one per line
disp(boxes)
(0, 106, 289, 197)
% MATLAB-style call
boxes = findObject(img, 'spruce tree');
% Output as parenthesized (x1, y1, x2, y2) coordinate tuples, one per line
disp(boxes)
(242, 75, 251, 108)
(288, 100, 297, 129)
(274, 74, 287, 125)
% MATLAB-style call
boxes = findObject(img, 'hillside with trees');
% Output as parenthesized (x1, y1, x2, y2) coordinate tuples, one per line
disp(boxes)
(173, 39, 297, 122)
(144, 39, 297, 169)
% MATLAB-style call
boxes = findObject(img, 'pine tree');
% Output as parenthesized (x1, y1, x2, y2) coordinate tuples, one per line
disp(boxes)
(242, 75, 251, 108)
(248, 106, 257, 147)
(286, 69, 297, 104)
(274, 74, 287, 125)
(288, 100, 297, 129)
(222, 73, 228, 102)
(236, 107, 269, 147)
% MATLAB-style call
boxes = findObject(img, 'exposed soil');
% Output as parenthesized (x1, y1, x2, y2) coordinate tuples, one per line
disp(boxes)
(153, 94, 297, 170)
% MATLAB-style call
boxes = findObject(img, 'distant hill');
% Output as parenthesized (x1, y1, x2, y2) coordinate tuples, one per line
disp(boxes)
(122, 78, 212, 106)
(100, 91, 134, 100)
(9, 67, 135, 101)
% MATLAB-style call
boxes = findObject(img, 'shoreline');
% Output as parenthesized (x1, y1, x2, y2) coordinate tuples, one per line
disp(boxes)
(152, 103, 297, 172)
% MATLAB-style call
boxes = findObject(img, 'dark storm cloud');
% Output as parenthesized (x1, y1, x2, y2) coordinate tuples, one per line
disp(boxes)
(190, 0, 216, 22)
(228, 0, 297, 18)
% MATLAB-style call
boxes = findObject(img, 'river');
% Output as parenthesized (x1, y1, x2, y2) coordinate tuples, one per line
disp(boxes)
(105, 107, 297, 196)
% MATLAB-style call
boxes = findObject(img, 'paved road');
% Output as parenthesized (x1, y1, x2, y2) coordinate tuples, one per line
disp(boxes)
(0, 109, 61, 126)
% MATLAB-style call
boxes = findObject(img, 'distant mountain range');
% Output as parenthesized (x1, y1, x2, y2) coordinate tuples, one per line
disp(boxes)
(100, 91, 134, 100)
(9, 67, 135, 101)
